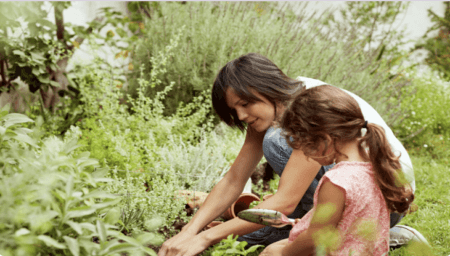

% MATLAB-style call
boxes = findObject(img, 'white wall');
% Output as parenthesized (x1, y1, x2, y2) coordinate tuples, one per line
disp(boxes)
(291, 1, 446, 51)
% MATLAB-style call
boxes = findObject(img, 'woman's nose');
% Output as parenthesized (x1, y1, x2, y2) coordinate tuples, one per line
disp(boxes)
(236, 107, 248, 121)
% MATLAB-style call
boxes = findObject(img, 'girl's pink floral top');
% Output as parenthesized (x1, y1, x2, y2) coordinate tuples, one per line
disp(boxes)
(288, 161, 390, 256)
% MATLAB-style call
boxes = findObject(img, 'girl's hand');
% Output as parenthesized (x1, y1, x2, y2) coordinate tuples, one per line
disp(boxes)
(260, 239, 289, 256)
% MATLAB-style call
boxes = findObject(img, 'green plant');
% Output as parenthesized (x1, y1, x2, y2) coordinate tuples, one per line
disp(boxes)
(0, 108, 163, 256)
(202, 235, 264, 256)
(394, 69, 450, 161)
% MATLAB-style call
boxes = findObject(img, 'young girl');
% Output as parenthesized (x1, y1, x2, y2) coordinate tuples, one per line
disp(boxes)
(261, 84, 414, 256)
(158, 53, 420, 256)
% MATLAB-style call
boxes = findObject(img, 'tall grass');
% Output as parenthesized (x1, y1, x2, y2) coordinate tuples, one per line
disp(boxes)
(128, 1, 411, 127)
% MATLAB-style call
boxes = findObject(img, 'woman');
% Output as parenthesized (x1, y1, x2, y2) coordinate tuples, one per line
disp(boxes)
(158, 53, 420, 256)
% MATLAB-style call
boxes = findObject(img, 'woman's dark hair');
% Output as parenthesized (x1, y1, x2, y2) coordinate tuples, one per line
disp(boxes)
(280, 85, 414, 213)
(212, 53, 304, 131)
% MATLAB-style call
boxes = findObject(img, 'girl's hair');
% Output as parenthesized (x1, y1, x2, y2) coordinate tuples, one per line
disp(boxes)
(212, 53, 304, 131)
(280, 85, 414, 213)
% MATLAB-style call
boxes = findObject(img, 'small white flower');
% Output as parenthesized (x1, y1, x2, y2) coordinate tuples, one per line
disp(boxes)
(423, 144, 428, 148)
(411, 111, 416, 115)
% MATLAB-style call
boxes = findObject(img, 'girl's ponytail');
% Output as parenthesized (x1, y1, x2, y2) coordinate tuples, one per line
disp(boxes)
(360, 122, 414, 213)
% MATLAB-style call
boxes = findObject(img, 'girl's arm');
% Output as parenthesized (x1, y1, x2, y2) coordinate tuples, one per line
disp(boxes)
(282, 179, 345, 256)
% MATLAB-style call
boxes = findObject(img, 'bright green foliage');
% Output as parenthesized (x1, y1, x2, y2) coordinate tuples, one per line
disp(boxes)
(58, 28, 246, 235)
(127, 2, 411, 128)
(0, 109, 162, 256)
(389, 156, 450, 256)
(416, 2, 450, 80)
(394, 70, 450, 161)
(202, 235, 264, 256)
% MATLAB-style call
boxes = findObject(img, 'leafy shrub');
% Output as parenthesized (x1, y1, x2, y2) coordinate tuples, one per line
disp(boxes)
(394, 70, 450, 161)
(58, 27, 247, 236)
(0, 108, 163, 256)
(128, 1, 411, 128)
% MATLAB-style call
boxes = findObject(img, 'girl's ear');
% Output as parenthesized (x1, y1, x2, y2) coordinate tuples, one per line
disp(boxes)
(322, 134, 335, 156)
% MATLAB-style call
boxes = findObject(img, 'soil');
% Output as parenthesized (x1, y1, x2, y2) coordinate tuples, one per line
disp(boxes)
(150, 162, 274, 254)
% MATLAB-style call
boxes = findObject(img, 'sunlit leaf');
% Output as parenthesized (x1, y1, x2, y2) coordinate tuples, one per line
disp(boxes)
(96, 220, 107, 243)
(37, 235, 66, 249)
(15, 228, 31, 237)
(63, 236, 80, 256)
(65, 220, 83, 235)
(2, 113, 34, 128)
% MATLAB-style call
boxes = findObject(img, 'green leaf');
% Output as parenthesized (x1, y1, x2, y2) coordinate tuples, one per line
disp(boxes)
(83, 190, 117, 200)
(14, 133, 39, 148)
(2, 113, 34, 128)
(136, 232, 164, 246)
(78, 237, 100, 253)
(63, 236, 80, 256)
(63, 138, 82, 154)
(50, 80, 60, 87)
(37, 235, 67, 249)
(37, 75, 50, 84)
(79, 223, 96, 233)
(65, 176, 73, 200)
(77, 158, 99, 169)
(0, 126, 6, 136)
(15, 228, 31, 237)
(103, 208, 121, 225)
(66, 206, 97, 219)
(105, 243, 138, 254)
(96, 220, 107, 243)
(116, 27, 127, 38)
(13, 49, 26, 58)
(30, 51, 46, 61)
(91, 198, 122, 210)
(32, 67, 42, 76)
(144, 216, 164, 231)
(65, 220, 83, 235)
(98, 239, 121, 255)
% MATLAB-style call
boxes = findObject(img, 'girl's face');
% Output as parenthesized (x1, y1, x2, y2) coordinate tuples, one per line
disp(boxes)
(225, 88, 277, 132)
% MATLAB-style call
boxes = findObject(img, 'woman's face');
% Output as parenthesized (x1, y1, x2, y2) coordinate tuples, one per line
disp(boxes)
(225, 88, 277, 132)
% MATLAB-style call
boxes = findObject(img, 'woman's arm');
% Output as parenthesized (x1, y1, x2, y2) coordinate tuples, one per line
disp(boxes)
(184, 148, 326, 250)
(282, 179, 345, 256)
(158, 126, 266, 256)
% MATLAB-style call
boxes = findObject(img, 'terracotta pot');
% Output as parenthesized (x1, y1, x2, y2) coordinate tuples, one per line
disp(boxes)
(222, 193, 261, 220)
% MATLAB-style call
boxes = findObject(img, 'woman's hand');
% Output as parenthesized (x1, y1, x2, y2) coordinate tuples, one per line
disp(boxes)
(158, 229, 211, 256)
